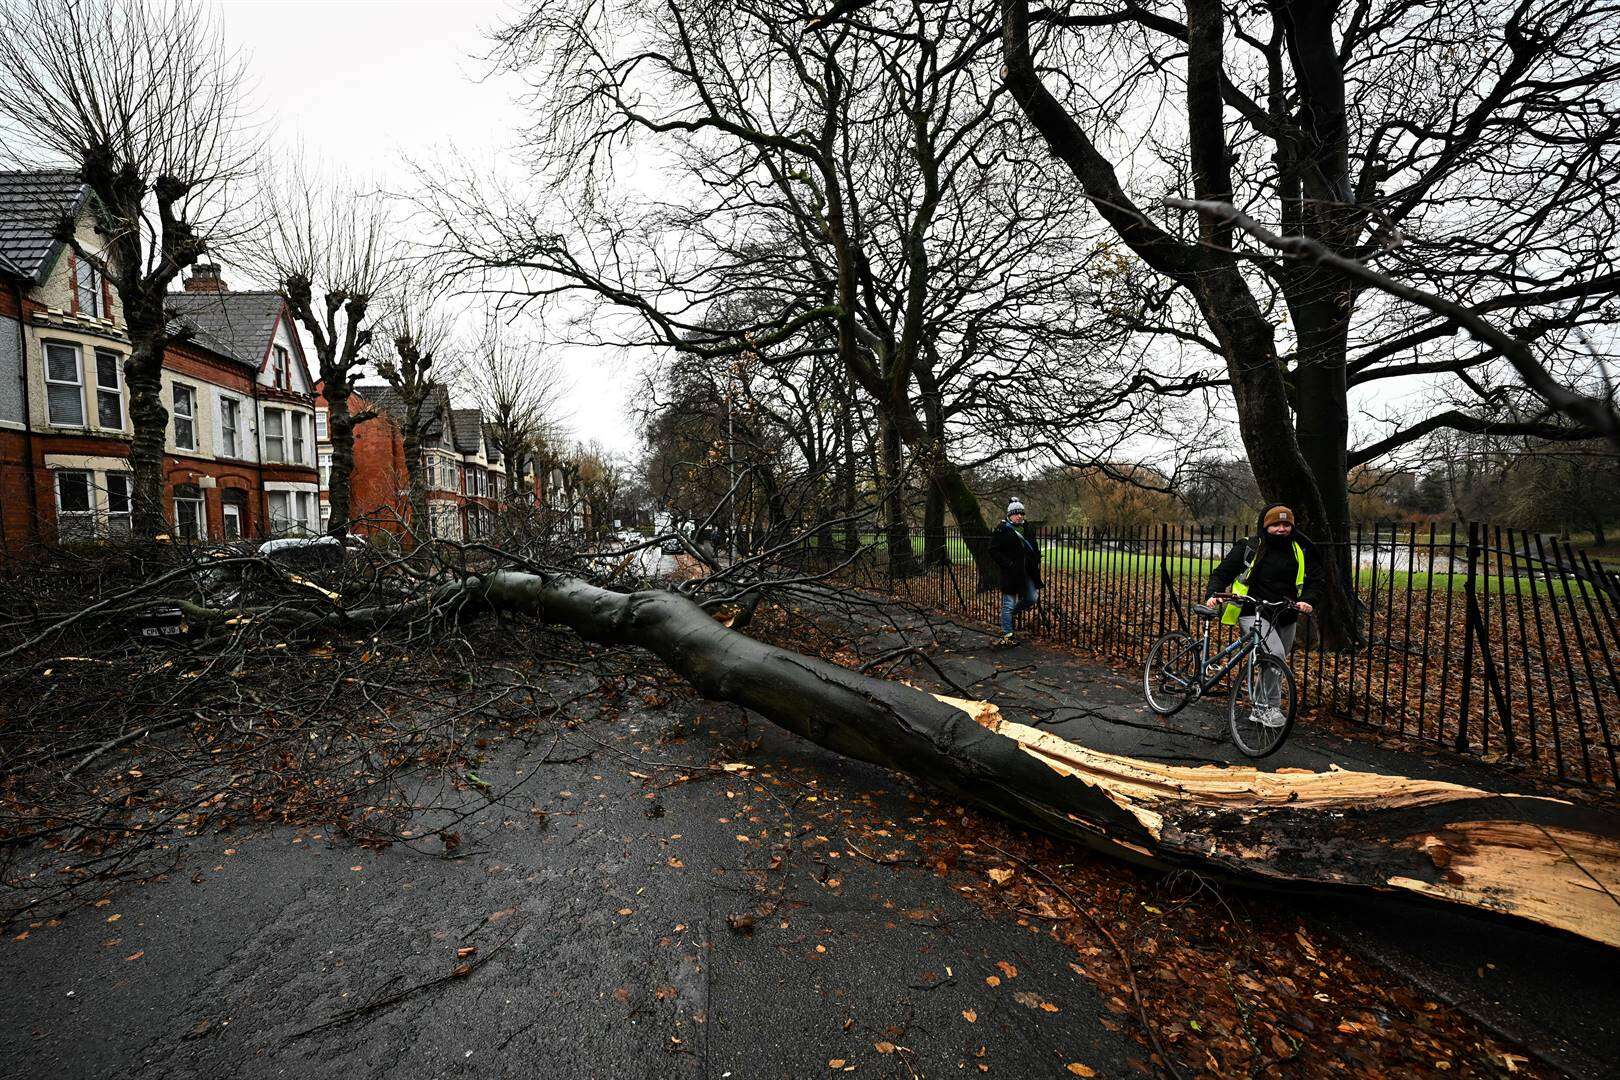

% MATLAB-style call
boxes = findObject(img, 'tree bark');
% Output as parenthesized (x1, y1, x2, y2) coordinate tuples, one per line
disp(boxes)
(448, 570, 1620, 950)
(325, 393, 360, 535)
(122, 326, 169, 538)
(880, 416, 915, 578)
(1001, 0, 1362, 644)
(402, 424, 428, 542)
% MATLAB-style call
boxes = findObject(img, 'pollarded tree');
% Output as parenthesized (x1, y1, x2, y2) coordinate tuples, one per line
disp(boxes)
(250, 159, 401, 536)
(376, 287, 455, 540)
(0, 0, 255, 537)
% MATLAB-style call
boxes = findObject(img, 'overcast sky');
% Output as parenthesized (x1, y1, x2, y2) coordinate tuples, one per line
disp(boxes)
(218, 0, 641, 455)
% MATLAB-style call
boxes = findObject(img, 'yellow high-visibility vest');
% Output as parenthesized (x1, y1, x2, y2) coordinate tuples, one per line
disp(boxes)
(1222, 540, 1306, 626)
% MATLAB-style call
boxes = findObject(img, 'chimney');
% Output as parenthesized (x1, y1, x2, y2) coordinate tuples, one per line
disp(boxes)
(184, 262, 227, 293)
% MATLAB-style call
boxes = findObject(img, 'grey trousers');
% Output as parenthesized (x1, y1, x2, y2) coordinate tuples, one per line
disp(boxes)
(1238, 614, 1296, 708)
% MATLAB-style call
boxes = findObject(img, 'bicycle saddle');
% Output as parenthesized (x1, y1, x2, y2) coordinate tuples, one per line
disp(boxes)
(1192, 603, 1221, 619)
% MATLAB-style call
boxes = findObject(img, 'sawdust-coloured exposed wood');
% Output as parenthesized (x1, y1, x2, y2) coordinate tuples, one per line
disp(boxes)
(454, 571, 1620, 949)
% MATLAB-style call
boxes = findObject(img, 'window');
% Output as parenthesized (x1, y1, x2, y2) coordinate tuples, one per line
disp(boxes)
(290, 412, 306, 464)
(172, 384, 196, 450)
(271, 345, 291, 389)
(44, 343, 84, 426)
(318, 452, 332, 489)
(219, 396, 240, 458)
(95, 351, 122, 429)
(105, 473, 132, 536)
(268, 491, 290, 533)
(172, 483, 204, 540)
(315, 408, 328, 440)
(74, 257, 102, 318)
(54, 469, 94, 538)
(264, 409, 285, 462)
(429, 502, 461, 540)
(268, 490, 315, 535)
(221, 489, 247, 540)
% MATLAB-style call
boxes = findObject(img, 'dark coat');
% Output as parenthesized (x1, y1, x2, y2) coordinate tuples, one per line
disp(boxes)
(1206, 505, 1324, 626)
(990, 519, 1042, 595)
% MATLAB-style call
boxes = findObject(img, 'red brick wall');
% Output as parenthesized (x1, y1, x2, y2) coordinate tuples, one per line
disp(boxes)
(165, 341, 256, 394)
(317, 388, 411, 537)
(0, 429, 35, 554)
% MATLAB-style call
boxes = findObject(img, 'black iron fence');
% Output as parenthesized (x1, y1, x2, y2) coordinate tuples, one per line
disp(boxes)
(854, 522, 1620, 791)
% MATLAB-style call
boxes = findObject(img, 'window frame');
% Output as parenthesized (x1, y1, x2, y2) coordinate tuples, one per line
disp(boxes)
(315, 408, 328, 440)
(219, 394, 241, 458)
(105, 472, 133, 536)
(172, 483, 205, 541)
(290, 411, 306, 464)
(271, 345, 291, 390)
(54, 468, 95, 538)
(172, 382, 197, 451)
(264, 408, 286, 463)
(267, 490, 291, 534)
(220, 489, 247, 540)
(43, 341, 85, 427)
(93, 350, 123, 430)
(74, 257, 102, 319)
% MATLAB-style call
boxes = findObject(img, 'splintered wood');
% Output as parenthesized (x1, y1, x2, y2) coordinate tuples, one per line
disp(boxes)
(933, 693, 1620, 949)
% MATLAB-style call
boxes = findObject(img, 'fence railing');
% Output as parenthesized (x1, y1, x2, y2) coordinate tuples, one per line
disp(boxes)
(852, 522, 1620, 791)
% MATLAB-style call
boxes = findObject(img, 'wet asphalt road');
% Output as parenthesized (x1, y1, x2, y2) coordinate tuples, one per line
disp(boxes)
(1, 678, 1139, 1080)
(4, 608, 1619, 1079)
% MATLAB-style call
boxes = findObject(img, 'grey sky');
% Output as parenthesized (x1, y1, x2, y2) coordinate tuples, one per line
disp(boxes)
(219, 0, 640, 455)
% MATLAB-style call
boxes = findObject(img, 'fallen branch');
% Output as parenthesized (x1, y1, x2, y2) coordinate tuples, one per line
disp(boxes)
(442, 569, 1620, 949)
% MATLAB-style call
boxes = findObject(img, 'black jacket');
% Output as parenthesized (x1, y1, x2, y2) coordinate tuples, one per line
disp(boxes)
(990, 519, 1042, 594)
(1206, 510, 1324, 626)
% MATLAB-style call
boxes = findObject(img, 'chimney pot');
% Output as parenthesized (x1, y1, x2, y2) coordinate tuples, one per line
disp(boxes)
(184, 262, 227, 293)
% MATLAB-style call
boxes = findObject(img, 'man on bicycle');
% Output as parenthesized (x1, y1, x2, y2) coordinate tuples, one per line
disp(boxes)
(1202, 503, 1323, 726)
(991, 499, 1042, 644)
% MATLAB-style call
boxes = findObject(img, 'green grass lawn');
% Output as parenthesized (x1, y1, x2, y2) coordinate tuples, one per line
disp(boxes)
(857, 533, 1614, 598)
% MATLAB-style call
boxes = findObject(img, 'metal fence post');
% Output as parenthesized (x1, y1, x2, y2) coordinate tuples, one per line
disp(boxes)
(1457, 522, 1479, 753)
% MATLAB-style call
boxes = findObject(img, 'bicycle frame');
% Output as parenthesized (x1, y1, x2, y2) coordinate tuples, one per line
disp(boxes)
(1167, 604, 1287, 699)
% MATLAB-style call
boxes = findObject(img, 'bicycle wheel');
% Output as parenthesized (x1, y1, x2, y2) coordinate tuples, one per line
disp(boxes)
(1228, 652, 1296, 758)
(1143, 631, 1200, 716)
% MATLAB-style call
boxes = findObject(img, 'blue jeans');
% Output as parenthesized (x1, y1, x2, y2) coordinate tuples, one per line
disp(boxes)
(1000, 582, 1039, 633)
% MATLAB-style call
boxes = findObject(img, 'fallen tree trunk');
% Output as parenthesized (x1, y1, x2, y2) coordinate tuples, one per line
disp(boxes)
(467, 571, 1620, 948)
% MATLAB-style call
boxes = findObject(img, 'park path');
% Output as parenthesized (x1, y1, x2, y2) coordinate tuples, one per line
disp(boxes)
(863, 608, 1620, 1077)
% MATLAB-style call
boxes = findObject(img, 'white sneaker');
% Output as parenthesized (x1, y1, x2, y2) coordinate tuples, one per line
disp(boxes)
(1253, 706, 1286, 729)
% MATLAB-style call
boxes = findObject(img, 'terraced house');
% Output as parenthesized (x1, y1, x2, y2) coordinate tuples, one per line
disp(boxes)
(0, 170, 320, 549)
(318, 384, 509, 541)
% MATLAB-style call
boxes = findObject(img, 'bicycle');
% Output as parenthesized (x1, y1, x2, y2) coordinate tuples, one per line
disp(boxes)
(1142, 595, 1299, 758)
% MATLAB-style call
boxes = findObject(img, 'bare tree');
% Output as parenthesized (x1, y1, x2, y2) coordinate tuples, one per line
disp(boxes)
(987, 0, 1620, 643)
(0, 0, 256, 536)
(454, 309, 568, 494)
(376, 284, 455, 539)
(249, 158, 402, 535)
(416, 0, 1168, 583)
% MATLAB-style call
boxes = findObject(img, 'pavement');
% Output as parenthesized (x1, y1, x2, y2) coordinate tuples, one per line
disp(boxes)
(882, 610, 1620, 1079)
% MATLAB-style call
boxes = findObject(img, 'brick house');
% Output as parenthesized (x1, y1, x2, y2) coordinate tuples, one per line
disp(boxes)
(0, 170, 319, 550)
(315, 385, 509, 540)
(166, 267, 321, 538)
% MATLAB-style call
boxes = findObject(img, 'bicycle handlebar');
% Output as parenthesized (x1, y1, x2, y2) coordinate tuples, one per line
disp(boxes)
(1204, 594, 1299, 610)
